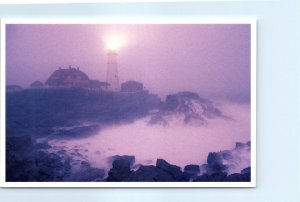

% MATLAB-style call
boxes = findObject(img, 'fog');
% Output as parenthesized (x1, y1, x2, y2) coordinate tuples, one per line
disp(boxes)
(48, 102, 250, 174)
(6, 24, 250, 100)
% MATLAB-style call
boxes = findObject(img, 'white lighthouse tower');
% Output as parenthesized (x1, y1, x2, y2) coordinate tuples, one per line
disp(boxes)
(106, 49, 120, 91)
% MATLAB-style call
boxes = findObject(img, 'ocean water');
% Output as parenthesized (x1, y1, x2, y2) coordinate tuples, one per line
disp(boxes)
(47, 102, 250, 174)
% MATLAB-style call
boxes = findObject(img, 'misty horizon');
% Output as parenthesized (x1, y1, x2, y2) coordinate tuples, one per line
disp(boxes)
(6, 24, 250, 102)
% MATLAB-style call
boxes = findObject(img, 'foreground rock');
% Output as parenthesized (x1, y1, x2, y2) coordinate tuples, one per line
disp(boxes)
(184, 164, 200, 179)
(149, 91, 223, 126)
(193, 172, 228, 182)
(106, 141, 251, 182)
(156, 159, 184, 180)
(206, 152, 228, 174)
(107, 155, 135, 167)
(127, 165, 176, 182)
(6, 136, 71, 182)
(7, 134, 251, 182)
(107, 158, 187, 182)
(106, 158, 133, 182)
(224, 167, 251, 182)
(6, 135, 105, 182)
(66, 161, 105, 182)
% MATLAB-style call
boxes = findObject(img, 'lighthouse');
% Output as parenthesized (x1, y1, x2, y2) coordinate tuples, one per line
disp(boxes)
(105, 35, 124, 91)
(106, 49, 119, 91)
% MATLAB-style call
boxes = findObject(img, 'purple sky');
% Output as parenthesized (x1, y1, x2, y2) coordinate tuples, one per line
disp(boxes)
(6, 24, 250, 101)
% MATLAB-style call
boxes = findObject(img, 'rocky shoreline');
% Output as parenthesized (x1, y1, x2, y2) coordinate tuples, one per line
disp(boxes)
(6, 89, 250, 182)
(6, 135, 250, 182)
(106, 142, 251, 182)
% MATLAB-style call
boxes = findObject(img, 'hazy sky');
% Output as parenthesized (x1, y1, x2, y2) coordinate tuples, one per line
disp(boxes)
(6, 24, 251, 101)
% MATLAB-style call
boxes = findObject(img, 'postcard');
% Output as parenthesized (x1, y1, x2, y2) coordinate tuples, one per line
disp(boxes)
(0, 18, 256, 187)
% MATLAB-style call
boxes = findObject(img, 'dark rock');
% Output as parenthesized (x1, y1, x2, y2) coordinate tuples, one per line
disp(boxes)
(193, 174, 213, 182)
(184, 164, 200, 178)
(148, 113, 169, 126)
(67, 164, 105, 182)
(35, 141, 51, 149)
(72, 168, 105, 182)
(207, 152, 227, 174)
(207, 152, 222, 165)
(132, 163, 143, 170)
(224, 167, 251, 182)
(240, 167, 251, 181)
(241, 167, 251, 174)
(156, 159, 184, 181)
(108, 155, 135, 167)
(106, 158, 133, 182)
(6, 136, 34, 154)
(193, 172, 227, 182)
(211, 172, 228, 181)
(125, 159, 187, 182)
(127, 165, 174, 182)
(6, 135, 72, 182)
(164, 94, 180, 111)
(150, 91, 222, 126)
(222, 151, 233, 161)
(80, 161, 91, 170)
(224, 173, 242, 182)
(57, 150, 66, 155)
(209, 163, 227, 174)
(235, 142, 246, 150)
(246, 141, 251, 147)
(240, 173, 251, 182)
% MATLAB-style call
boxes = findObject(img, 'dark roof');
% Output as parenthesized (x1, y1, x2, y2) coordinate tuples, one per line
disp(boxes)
(46, 67, 90, 86)
(30, 80, 44, 87)
(121, 80, 143, 86)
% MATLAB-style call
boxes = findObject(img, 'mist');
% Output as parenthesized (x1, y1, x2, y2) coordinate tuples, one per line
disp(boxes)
(47, 101, 250, 174)
(6, 24, 250, 101)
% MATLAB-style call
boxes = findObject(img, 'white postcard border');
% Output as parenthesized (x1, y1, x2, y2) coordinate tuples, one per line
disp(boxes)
(0, 17, 256, 188)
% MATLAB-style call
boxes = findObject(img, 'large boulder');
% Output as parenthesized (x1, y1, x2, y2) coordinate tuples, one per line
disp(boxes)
(163, 94, 180, 111)
(127, 165, 175, 182)
(207, 152, 227, 174)
(224, 173, 242, 182)
(67, 161, 105, 182)
(184, 164, 200, 179)
(156, 159, 184, 181)
(6, 136, 72, 182)
(126, 159, 187, 182)
(224, 167, 251, 182)
(240, 167, 251, 181)
(150, 91, 223, 126)
(235, 142, 247, 150)
(106, 158, 133, 182)
(193, 174, 213, 182)
(108, 155, 135, 168)
(193, 172, 227, 182)
(221, 151, 233, 161)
